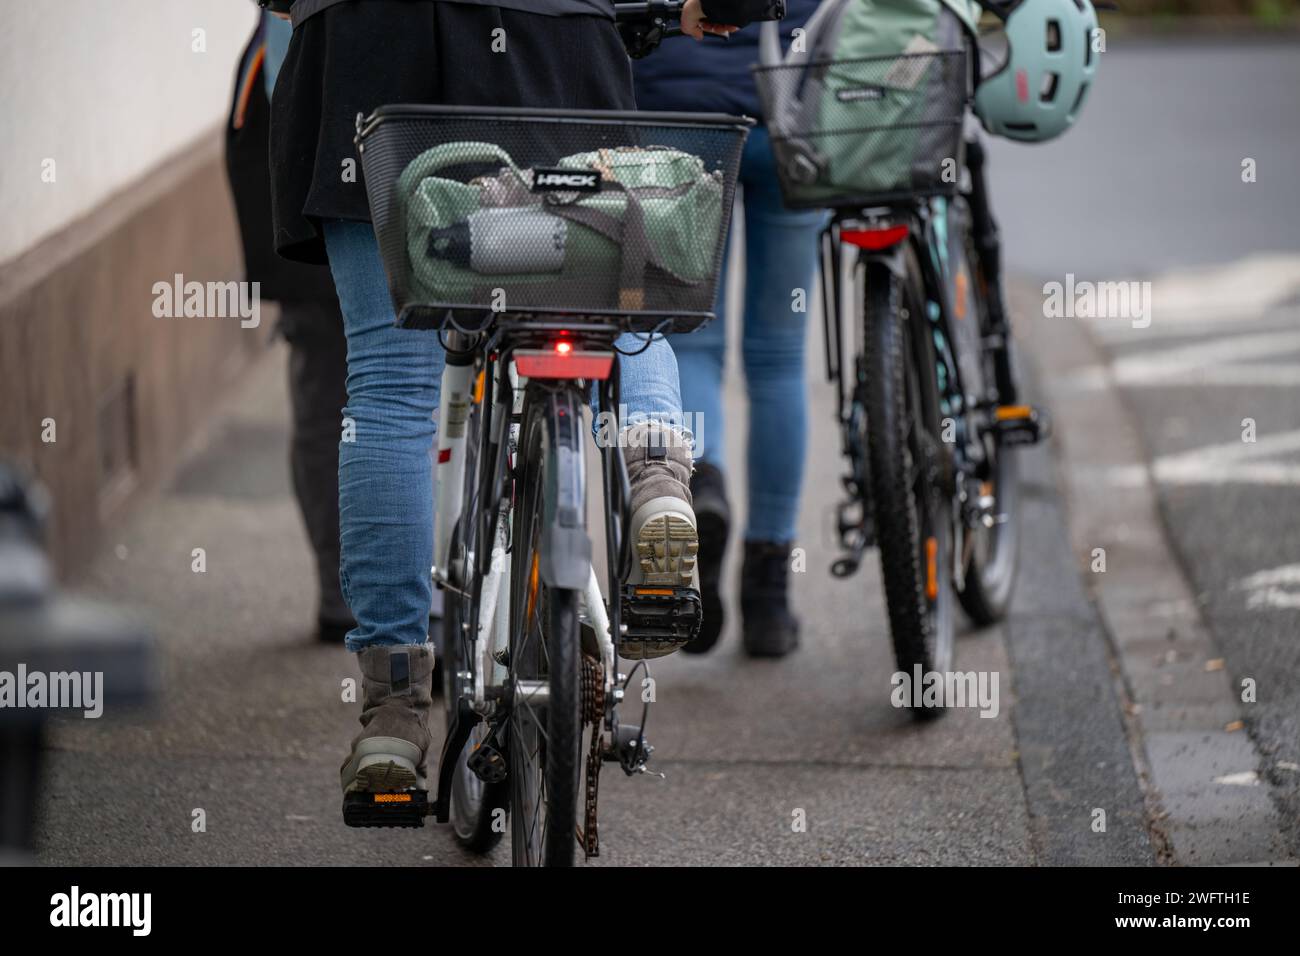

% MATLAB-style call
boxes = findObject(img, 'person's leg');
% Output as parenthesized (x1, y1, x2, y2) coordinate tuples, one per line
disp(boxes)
(667, 228, 733, 654)
(669, 287, 727, 468)
(324, 220, 442, 651)
(736, 127, 827, 656)
(612, 332, 683, 426)
(599, 331, 703, 660)
(279, 299, 353, 642)
(325, 219, 441, 792)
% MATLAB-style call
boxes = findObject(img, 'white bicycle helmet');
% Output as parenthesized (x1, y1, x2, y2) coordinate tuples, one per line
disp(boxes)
(974, 0, 1100, 142)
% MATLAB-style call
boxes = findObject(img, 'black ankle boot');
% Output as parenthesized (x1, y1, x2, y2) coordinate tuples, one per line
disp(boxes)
(685, 462, 729, 654)
(740, 540, 800, 658)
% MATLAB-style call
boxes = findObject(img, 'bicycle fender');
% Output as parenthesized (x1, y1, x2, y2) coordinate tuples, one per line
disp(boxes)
(538, 388, 592, 592)
(857, 243, 908, 279)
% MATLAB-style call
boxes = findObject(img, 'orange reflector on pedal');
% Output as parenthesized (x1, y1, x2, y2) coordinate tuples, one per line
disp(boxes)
(995, 405, 1033, 421)
(373, 793, 413, 803)
(925, 536, 939, 601)
(634, 587, 674, 596)
(514, 347, 614, 380)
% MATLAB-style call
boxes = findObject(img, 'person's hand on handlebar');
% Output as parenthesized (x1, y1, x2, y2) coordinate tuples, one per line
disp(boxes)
(681, 0, 741, 40)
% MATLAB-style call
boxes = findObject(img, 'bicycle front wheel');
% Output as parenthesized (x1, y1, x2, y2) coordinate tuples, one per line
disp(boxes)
(441, 393, 509, 853)
(507, 387, 584, 866)
(956, 240, 1022, 625)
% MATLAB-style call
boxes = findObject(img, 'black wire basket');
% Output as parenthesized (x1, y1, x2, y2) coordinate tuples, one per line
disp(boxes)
(356, 105, 752, 333)
(753, 49, 970, 210)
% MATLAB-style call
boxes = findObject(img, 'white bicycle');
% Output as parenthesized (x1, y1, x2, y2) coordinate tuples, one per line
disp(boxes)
(344, 74, 753, 862)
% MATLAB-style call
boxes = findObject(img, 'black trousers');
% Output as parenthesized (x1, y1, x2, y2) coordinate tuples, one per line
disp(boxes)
(278, 300, 352, 627)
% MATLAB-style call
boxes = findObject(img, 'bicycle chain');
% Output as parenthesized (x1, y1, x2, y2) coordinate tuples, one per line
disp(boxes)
(578, 653, 605, 858)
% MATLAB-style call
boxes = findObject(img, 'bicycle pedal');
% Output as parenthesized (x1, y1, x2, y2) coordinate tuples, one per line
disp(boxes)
(342, 789, 429, 829)
(618, 584, 701, 655)
(993, 405, 1050, 446)
(466, 741, 508, 784)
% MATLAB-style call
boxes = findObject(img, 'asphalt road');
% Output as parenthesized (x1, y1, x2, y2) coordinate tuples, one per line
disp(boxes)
(988, 35, 1300, 857)
(32, 36, 1297, 866)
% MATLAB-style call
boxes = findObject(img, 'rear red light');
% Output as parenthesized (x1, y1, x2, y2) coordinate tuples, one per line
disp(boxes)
(514, 347, 614, 381)
(840, 224, 910, 250)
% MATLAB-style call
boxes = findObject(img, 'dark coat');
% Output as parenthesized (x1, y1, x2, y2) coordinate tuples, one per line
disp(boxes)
(632, 0, 820, 120)
(225, 21, 337, 303)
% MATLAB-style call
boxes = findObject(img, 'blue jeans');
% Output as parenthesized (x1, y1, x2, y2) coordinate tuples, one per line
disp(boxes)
(672, 126, 827, 544)
(323, 220, 682, 649)
(261, 11, 292, 95)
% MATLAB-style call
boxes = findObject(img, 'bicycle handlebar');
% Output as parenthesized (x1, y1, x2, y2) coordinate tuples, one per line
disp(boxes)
(613, 1, 687, 18)
(613, 1, 786, 58)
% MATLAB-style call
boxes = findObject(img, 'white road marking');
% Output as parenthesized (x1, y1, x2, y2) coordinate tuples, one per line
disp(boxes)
(1246, 588, 1300, 610)
(1237, 563, 1300, 589)
(1109, 330, 1300, 387)
(1213, 771, 1261, 786)
(1141, 429, 1300, 488)
(1086, 253, 1300, 342)
(1234, 563, 1300, 610)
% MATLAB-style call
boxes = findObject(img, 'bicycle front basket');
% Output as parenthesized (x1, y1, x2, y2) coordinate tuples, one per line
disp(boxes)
(356, 106, 752, 333)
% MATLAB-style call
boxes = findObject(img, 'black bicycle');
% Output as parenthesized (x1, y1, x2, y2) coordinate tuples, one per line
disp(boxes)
(755, 27, 1046, 717)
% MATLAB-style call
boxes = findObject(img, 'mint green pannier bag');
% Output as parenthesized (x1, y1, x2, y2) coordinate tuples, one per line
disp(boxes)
(754, 0, 978, 208)
(396, 142, 725, 312)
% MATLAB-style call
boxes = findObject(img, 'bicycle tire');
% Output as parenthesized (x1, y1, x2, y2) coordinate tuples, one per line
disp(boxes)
(441, 395, 509, 853)
(507, 387, 583, 866)
(441, 558, 509, 853)
(955, 239, 1021, 626)
(956, 442, 1020, 626)
(860, 249, 956, 717)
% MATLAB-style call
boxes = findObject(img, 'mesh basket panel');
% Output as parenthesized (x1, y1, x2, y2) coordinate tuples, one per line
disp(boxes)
(753, 50, 968, 209)
(357, 107, 750, 332)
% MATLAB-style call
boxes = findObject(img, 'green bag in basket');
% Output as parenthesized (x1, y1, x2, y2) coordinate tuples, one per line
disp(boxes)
(755, 0, 978, 207)
(396, 142, 725, 312)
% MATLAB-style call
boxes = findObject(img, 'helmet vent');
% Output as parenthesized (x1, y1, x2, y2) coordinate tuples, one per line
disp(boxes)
(1046, 19, 1062, 52)
(1039, 72, 1060, 103)
(1084, 29, 1094, 66)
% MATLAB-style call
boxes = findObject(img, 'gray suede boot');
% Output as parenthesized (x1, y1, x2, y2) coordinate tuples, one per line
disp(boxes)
(339, 644, 435, 794)
(621, 422, 699, 659)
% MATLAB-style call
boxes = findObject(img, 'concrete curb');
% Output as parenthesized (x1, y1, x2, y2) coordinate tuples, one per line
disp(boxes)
(1012, 282, 1297, 865)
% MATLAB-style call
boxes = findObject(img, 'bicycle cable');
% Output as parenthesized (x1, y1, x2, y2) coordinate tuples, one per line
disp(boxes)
(611, 318, 675, 357)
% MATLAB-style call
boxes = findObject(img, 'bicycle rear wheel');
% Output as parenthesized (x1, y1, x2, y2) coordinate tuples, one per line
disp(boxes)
(507, 387, 583, 866)
(861, 248, 956, 716)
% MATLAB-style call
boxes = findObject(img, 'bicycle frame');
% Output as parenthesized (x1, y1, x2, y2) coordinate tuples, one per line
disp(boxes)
(822, 196, 993, 584)
(429, 323, 632, 824)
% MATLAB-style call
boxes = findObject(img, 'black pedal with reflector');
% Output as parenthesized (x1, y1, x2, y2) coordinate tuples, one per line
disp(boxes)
(467, 741, 508, 784)
(993, 405, 1050, 447)
(342, 790, 429, 828)
(619, 585, 702, 647)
